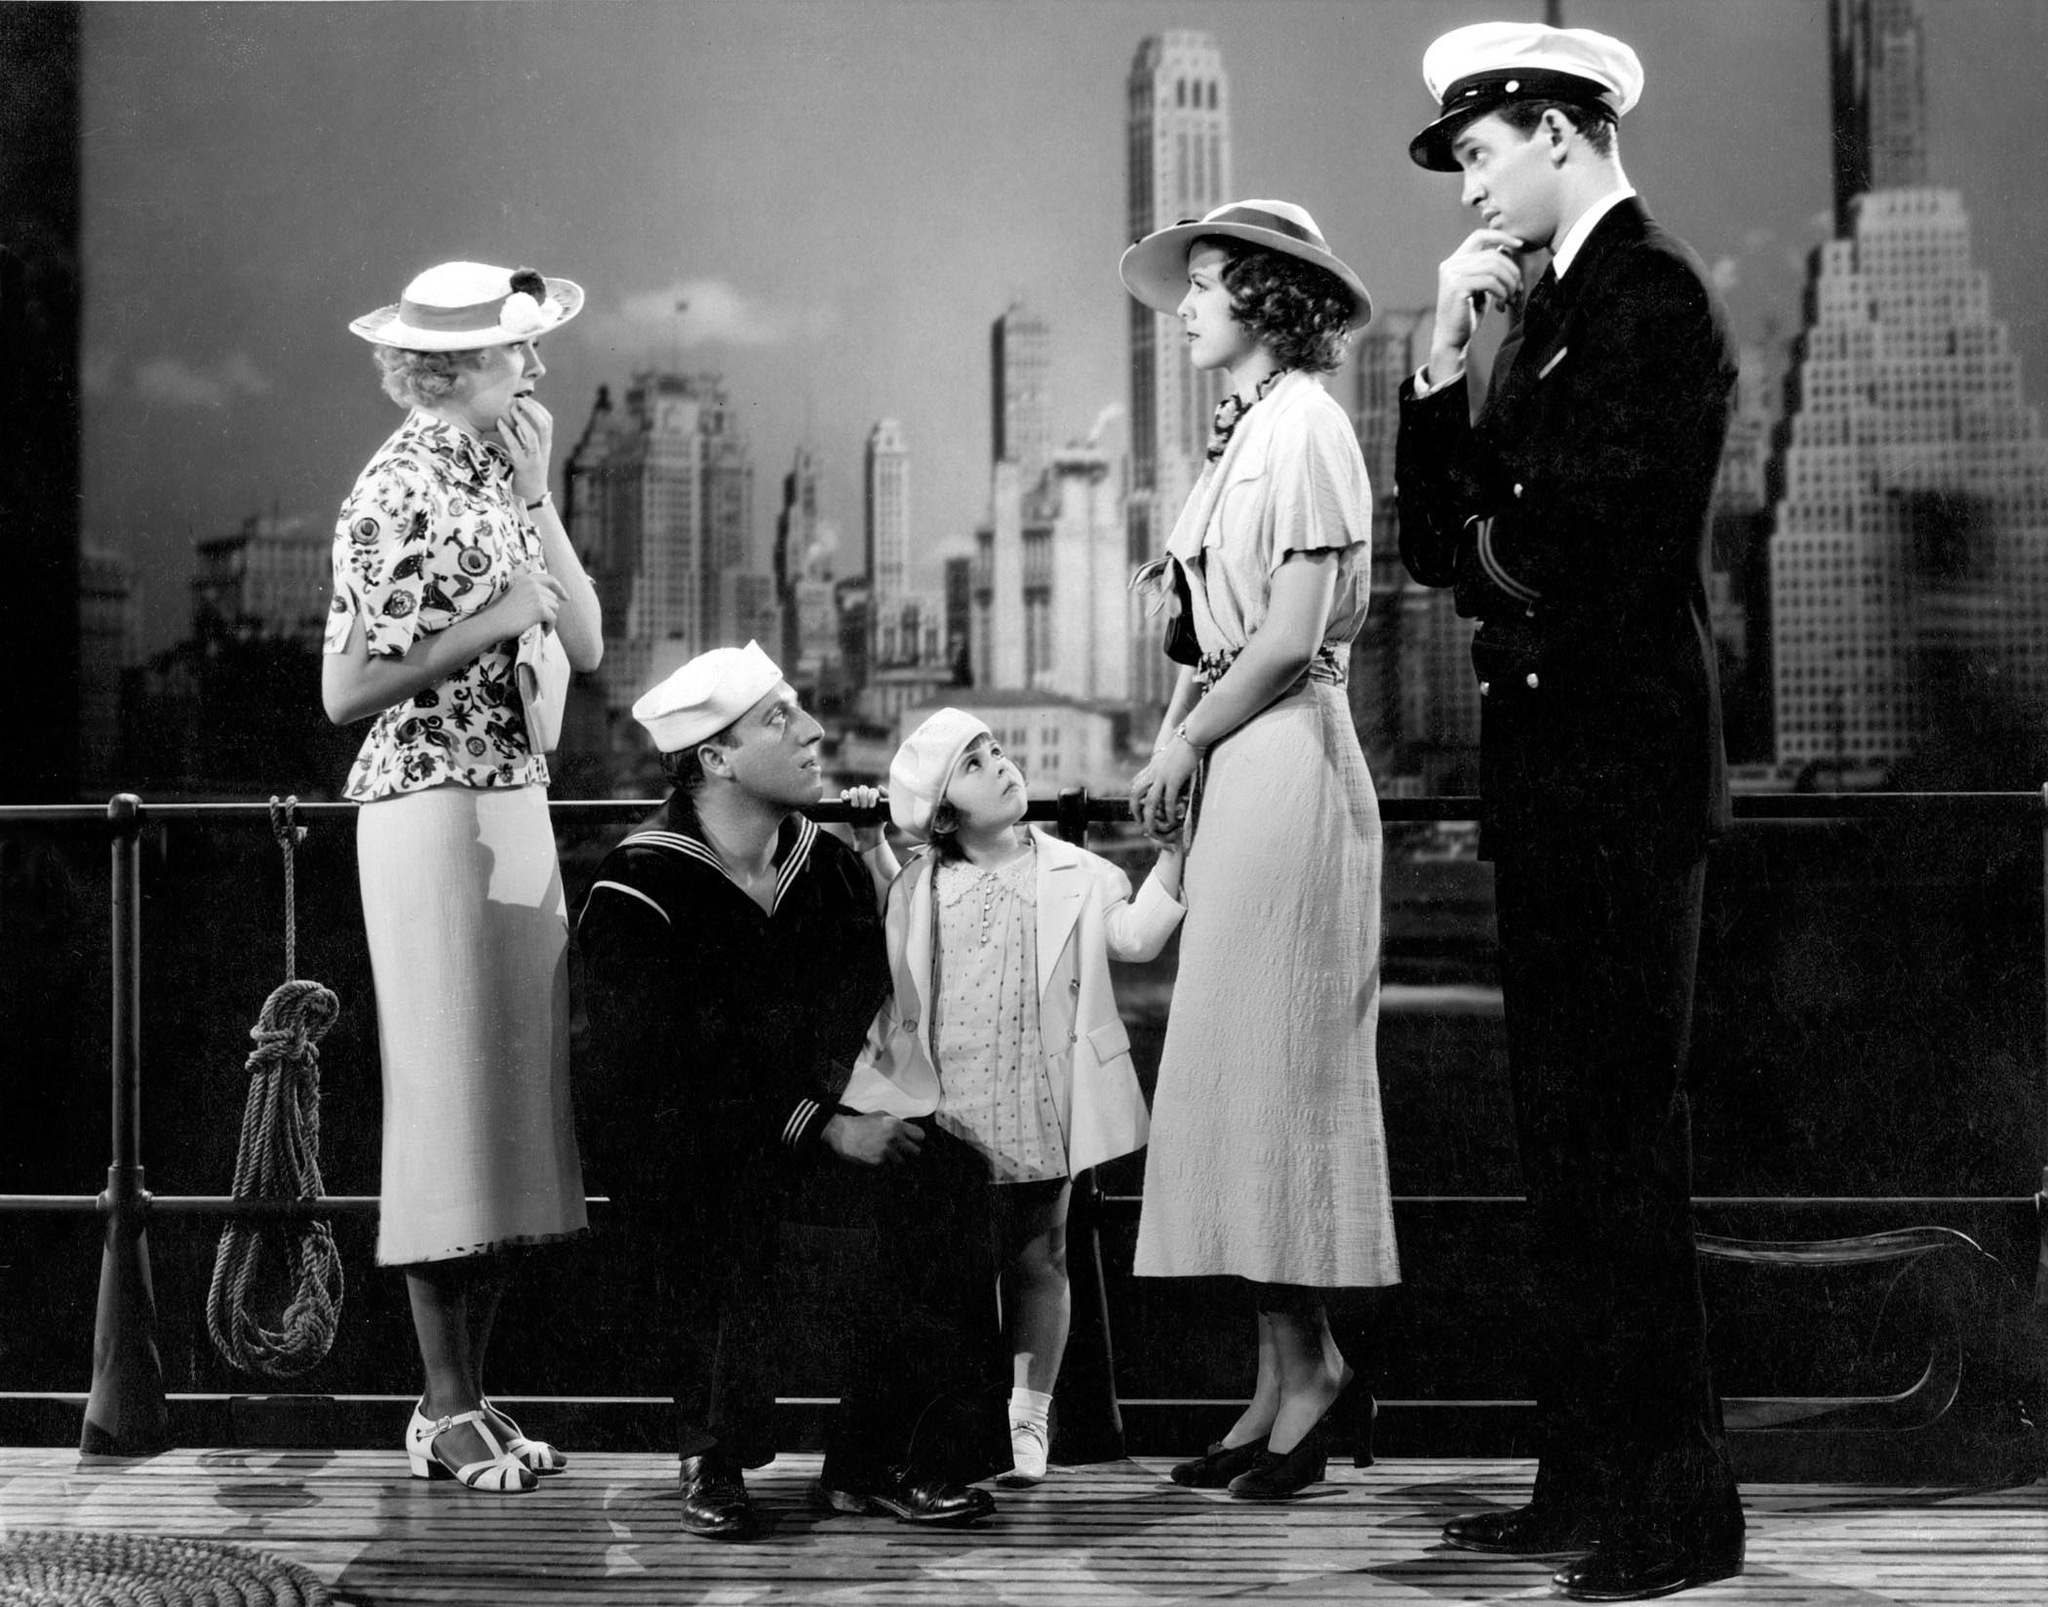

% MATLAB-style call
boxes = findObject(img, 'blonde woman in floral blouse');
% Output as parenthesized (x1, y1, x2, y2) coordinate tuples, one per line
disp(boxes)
(323, 261, 601, 1493)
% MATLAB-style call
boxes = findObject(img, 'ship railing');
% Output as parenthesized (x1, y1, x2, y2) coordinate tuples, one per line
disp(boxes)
(0, 789, 2043, 1478)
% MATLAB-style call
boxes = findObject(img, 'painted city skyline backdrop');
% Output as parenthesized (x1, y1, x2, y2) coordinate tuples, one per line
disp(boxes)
(81, 0, 2048, 653)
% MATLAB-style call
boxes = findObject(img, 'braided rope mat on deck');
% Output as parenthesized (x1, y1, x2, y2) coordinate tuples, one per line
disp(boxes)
(0, 1528, 330, 1606)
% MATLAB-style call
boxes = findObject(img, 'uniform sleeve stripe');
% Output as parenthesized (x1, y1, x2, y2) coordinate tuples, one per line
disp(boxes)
(1476, 517, 1543, 604)
(782, 1098, 821, 1147)
(587, 880, 671, 925)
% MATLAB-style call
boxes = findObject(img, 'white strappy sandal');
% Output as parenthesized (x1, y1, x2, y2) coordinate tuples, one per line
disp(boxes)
(404, 1403, 537, 1492)
(481, 1397, 567, 1475)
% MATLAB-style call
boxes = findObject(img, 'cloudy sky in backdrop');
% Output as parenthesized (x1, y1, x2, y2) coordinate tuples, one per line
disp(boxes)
(80, 0, 2048, 652)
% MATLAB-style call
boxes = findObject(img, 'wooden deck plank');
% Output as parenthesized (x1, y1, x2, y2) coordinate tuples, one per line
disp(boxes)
(1, 1450, 2042, 1606)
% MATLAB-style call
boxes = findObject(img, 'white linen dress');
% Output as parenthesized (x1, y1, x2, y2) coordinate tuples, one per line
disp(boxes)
(1133, 369, 1399, 1290)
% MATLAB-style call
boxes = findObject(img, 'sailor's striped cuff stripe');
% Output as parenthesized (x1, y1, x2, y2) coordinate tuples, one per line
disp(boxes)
(783, 1098, 826, 1148)
(1472, 516, 1542, 607)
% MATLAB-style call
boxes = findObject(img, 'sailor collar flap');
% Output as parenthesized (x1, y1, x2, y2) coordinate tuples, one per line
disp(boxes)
(620, 805, 820, 913)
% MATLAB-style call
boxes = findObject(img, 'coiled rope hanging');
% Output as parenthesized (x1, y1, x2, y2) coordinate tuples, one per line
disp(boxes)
(205, 796, 345, 1378)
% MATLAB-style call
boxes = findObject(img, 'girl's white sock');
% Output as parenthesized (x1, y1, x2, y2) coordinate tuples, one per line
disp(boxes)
(1009, 1386, 1052, 1429)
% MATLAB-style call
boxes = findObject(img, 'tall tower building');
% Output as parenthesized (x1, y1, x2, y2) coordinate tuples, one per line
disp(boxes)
(974, 445, 1129, 706)
(865, 418, 911, 633)
(566, 371, 758, 723)
(1830, 0, 1927, 233)
(772, 444, 818, 668)
(1709, 340, 1790, 766)
(992, 301, 1052, 490)
(772, 444, 843, 690)
(1769, 0, 2048, 777)
(78, 543, 137, 796)
(1126, 31, 1231, 711)
(1345, 308, 1480, 782)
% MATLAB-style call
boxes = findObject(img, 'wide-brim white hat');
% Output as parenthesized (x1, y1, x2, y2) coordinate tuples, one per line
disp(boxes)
(1120, 200, 1373, 332)
(349, 260, 584, 351)
(889, 707, 994, 842)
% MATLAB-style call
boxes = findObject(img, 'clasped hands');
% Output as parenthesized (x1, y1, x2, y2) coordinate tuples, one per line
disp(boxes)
(1130, 733, 1200, 842)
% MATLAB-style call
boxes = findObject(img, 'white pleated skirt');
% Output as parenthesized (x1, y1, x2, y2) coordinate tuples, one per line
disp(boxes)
(357, 783, 586, 1266)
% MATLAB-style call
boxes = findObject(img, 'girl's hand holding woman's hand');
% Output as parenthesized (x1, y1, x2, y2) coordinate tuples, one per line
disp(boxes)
(1130, 736, 1199, 840)
(840, 785, 888, 853)
(499, 396, 556, 501)
(488, 568, 567, 638)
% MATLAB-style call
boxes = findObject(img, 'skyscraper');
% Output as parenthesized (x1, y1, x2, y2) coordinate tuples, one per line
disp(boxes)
(973, 444, 1129, 705)
(1126, 31, 1231, 711)
(1830, 0, 1927, 233)
(78, 543, 136, 796)
(1769, 0, 2048, 776)
(773, 444, 842, 689)
(1709, 340, 1790, 766)
(566, 371, 758, 723)
(1341, 306, 1482, 788)
(992, 301, 1052, 491)
(865, 417, 911, 640)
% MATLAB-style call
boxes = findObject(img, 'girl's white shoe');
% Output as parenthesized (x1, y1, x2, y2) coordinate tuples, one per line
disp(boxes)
(405, 1403, 537, 1492)
(997, 1418, 1049, 1487)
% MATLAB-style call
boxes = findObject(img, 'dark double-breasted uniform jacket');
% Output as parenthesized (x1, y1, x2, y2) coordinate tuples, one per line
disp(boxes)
(1397, 197, 1737, 866)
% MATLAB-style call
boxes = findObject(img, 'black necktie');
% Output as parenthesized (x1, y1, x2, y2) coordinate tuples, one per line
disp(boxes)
(1485, 265, 1559, 412)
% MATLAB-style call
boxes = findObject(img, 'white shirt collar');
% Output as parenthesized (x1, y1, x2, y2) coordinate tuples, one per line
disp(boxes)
(1550, 185, 1636, 280)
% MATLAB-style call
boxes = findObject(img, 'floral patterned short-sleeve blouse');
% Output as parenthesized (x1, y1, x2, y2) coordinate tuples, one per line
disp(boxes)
(325, 409, 550, 802)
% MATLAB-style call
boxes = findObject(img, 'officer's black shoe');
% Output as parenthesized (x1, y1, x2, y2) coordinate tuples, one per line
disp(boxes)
(1442, 1503, 1603, 1556)
(1551, 1504, 1744, 1601)
(814, 1465, 995, 1526)
(678, 1449, 756, 1540)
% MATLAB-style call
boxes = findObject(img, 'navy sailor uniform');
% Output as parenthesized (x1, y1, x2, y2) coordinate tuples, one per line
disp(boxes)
(576, 792, 1003, 1482)
(575, 792, 890, 1465)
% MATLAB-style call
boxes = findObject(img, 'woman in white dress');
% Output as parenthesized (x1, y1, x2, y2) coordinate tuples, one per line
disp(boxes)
(1125, 202, 1399, 1500)
(324, 261, 601, 1492)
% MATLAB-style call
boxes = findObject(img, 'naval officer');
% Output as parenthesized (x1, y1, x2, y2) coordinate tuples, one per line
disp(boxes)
(1394, 21, 1744, 1600)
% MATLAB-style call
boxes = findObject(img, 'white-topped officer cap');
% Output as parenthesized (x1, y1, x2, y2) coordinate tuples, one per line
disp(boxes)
(632, 640, 783, 752)
(1410, 21, 1643, 172)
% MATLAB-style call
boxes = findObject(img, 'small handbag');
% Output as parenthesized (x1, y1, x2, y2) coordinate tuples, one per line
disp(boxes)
(514, 623, 571, 753)
(1132, 555, 1202, 667)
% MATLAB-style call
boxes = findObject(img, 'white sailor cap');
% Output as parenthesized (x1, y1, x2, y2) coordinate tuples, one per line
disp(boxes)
(1410, 21, 1643, 172)
(632, 640, 783, 752)
(889, 707, 993, 843)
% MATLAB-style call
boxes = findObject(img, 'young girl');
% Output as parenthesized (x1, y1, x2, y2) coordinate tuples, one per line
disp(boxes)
(845, 707, 1184, 1485)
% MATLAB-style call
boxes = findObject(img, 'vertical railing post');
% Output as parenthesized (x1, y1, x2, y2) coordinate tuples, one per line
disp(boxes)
(2038, 785, 2048, 1311)
(1049, 786, 1127, 1462)
(81, 792, 168, 1456)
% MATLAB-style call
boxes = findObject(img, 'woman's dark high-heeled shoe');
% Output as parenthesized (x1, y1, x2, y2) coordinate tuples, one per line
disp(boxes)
(1350, 1389, 1378, 1469)
(1226, 1386, 1364, 1500)
(1169, 1435, 1269, 1488)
